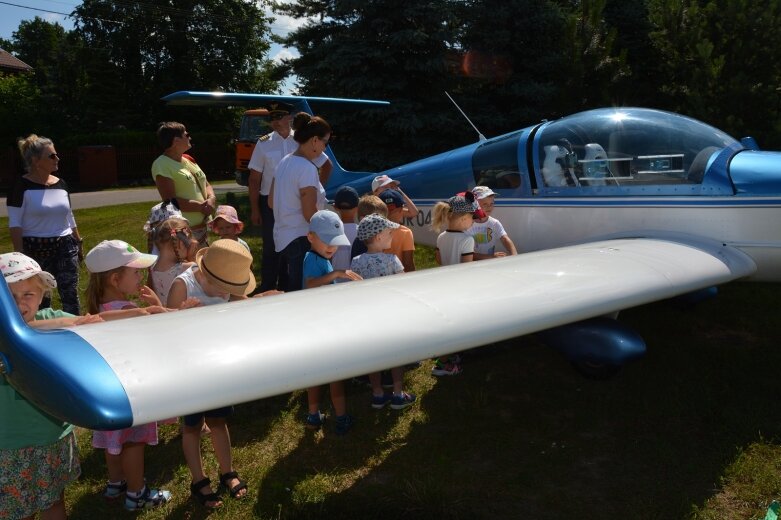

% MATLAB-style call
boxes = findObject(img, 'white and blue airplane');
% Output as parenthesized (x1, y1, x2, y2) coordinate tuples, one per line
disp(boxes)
(0, 93, 775, 430)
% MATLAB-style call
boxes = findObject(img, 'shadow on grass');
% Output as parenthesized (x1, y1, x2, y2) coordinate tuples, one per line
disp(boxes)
(250, 283, 780, 519)
(62, 283, 780, 519)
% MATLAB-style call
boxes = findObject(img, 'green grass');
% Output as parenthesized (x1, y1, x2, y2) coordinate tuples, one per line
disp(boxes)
(1, 194, 780, 519)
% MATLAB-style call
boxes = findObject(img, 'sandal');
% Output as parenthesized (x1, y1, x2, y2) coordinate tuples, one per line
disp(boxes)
(103, 480, 127, 500)
(219, 471, 248, 499)
(190, 477, 222, 509)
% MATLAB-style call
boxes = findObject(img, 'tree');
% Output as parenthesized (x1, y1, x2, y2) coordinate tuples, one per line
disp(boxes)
(10, 18, 86, 134)
(648, 0, 781, 148)
(277, 0, 470, 170)
(73, 0, 277, 130)
(0, 73, 41, 146)
(454, 0, 572, 134)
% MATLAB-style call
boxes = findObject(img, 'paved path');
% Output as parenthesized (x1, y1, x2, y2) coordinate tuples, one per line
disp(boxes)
(0, 183, 247, 218)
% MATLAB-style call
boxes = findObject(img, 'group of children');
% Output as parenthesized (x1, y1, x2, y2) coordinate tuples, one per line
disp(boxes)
(0, 178, 515, 517)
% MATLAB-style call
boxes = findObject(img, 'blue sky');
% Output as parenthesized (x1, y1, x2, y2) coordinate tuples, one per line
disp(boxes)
(0, 0, 301, 93)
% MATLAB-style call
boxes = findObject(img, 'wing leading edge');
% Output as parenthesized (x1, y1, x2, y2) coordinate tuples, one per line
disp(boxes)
(1, 238, 756, 429)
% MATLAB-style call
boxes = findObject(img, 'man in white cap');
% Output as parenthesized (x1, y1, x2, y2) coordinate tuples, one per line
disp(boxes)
(247, 102, 333, 293)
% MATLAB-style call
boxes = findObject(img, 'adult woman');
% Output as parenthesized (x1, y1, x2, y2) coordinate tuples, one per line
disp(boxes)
(8, 134, 83, 315)
(269, 112, 331, 292)
(151, 122, 216, 248)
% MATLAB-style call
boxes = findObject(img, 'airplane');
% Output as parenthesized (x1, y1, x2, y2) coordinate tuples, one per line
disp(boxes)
(0, 92, 776, 430)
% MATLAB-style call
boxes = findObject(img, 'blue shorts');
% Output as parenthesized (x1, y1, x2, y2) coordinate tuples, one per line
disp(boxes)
(183, 406, 234, 427)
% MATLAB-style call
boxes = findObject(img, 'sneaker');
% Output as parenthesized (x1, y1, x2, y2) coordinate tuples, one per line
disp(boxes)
(334, 414, 354, 436)
(431, 360, 462, 376)
(305, 411, 325, 430)
(390, 392, 417, 410)
(380, 370, 394, 388)
(124, 486, 171, 511)
(103, 480, 127, 500)
(371, 393, 393, 409)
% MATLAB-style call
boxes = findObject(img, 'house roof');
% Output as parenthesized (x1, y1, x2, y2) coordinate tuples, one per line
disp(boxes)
(0, 48, 33, 72)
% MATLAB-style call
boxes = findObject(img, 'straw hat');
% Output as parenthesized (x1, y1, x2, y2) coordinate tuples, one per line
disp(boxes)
(195, 239, 256, 296)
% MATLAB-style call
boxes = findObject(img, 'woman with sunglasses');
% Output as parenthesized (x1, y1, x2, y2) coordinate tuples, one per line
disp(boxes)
(152, 122, 217, 249)
(268, 112, 333, 292)
(7, 134, 83, 314)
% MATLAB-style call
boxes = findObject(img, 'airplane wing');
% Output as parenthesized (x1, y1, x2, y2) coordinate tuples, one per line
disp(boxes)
(0, 238, 755, 430)
(161, 90, 390, 108)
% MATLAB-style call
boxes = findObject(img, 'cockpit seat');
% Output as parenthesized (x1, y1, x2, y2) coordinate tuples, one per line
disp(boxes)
(582, 143, 611, 186)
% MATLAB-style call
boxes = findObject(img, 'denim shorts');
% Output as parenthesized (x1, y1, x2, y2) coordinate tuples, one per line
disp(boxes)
(183, 406, 234, 427)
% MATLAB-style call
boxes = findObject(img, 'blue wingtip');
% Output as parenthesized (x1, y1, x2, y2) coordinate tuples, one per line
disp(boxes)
(0, 278, 133, 430)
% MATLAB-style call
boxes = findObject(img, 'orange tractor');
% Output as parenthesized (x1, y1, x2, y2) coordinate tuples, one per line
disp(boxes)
(233, 108, 270, 185)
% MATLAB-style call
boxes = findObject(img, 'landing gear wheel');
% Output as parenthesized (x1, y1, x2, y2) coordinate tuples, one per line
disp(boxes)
(571, 361, 621, 380)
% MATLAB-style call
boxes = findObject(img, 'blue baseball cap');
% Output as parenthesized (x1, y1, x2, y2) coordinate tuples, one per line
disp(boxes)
(309, 210, 350, 246)
(334, 186, 359, 209)
(379, 189, 404, 210)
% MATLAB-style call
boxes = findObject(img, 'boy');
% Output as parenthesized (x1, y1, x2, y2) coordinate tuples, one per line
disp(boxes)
(467, 186, 518, 259)
(302, 210, 362, 434)
(371, 175, 418, 220)
(331, 186, 359, 273)
(378, 189, 417, 272)
(351, 214, 417, 410)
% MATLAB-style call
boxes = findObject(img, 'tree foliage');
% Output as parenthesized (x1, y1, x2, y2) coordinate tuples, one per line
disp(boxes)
(2, 0, 780, 164)
(72, 0, 277, 130)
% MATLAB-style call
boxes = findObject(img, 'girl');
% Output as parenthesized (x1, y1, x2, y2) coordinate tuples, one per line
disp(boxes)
(429, 191, 481, 375)
(167, 240, 256, 509)
(0, 252, 101, 520)
(148, 217, 197, 305)
(83, 240, 172, 510)
(467, 186, 518, 259)
(209, 205, 250, 251)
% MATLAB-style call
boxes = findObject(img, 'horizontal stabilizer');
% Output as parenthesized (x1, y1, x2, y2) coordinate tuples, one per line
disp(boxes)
(162, 90, 389, 108)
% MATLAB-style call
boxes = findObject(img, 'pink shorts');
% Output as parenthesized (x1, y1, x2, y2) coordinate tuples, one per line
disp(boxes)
(92, 423, 159, 455)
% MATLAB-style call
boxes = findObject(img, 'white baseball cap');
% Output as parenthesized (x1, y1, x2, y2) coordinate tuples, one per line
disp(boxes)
(471, 186, 498, 199)
(85, 240, 157, 273)
(0, 252, 57, 288)
(371, 175, 399, 192)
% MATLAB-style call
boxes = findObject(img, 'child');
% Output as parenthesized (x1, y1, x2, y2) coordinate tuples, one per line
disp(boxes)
(467, 186, 518, 259)
(148, 217, 197, 305)
(303, 210, 362, 435)
(331, 186, 359, 273)
(209, 205, 250, 252)
(144, 199, 183, 254)
(350, 194, 388, 259)
(166, 239, 256, 509)
(0, 252, 102, 520)
(351, 214, 417, 410)
(429, 191, 481, 376)
(83, 240, 172, 510)
(378, 189, 417, 272)
(371, 175, 418, 220)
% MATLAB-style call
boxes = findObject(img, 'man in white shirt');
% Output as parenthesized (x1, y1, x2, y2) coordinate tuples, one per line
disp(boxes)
(248, 102, 333, 292)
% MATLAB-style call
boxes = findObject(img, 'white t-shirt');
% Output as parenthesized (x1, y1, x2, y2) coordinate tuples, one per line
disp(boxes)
(436, 231, 474, 266)
(247, 131, 329, 195)
(466, 216, 508, 255)
(272, 154, 326, 252)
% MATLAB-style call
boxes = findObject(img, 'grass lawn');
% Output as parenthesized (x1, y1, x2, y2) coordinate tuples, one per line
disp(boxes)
(1, 193, 780, 519)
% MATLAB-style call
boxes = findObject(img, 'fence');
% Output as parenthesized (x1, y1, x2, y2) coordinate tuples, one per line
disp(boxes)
(1, 144, 234, 195)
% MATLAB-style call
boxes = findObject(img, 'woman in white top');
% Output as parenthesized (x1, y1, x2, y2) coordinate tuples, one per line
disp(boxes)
(269, 113, 330, 291)
(7, 134, 83, 314)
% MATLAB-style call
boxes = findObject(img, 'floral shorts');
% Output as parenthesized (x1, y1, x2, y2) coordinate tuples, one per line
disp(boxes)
(0, 432, 81, 519)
